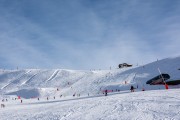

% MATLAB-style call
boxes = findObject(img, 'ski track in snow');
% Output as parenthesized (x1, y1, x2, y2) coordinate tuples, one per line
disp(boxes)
(1, 70, 31, 90)
(22, 71, 41, 85)
(46, 70, 59, 82)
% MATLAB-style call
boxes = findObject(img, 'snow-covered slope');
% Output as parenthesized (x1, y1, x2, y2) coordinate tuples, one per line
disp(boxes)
(1, 89, 180, 120)
(0, 56, 180, 120)
(0, 56, 180, 99)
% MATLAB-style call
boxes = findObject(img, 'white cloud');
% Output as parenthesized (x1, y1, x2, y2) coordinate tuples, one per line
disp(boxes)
(0, 0, 179, 69)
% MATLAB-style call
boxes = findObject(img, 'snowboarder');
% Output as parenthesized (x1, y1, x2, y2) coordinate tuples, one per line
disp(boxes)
(21, 100, 22, 103)
(130, 85, 135, 92)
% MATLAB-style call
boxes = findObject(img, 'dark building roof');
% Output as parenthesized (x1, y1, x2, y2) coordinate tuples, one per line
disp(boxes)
(146, 74, 170, 85)
(118, 63, 132, 68)
(166, 80, 180, 85)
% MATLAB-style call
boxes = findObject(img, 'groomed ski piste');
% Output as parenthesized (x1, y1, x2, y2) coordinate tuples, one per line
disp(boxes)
(0, 56, 180, 120)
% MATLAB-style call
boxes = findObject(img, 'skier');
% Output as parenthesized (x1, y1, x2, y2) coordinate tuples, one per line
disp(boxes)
(105, 90, 108, 96)
(142, 88, 145, 91)
(130, 85, 135, 92)
(1, 104, 5, 108)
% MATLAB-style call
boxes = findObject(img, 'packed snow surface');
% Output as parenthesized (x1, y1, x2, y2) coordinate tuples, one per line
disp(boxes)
(1, 89, 180, 120)
(0, 56, 180, 119)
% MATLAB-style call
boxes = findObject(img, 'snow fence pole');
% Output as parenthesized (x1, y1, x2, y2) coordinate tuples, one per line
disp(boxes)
(158, 68, 168, 90)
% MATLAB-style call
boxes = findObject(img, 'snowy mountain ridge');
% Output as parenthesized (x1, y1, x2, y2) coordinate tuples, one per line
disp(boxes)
(0, 56, 180, 99)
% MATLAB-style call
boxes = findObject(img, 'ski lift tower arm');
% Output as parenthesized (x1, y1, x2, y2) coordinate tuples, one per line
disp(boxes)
(158, 68, 168, 89)
(158, 68, 166, 84)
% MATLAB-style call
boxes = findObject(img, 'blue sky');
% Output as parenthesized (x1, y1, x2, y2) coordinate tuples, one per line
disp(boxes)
(0, 0, 180, 70)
